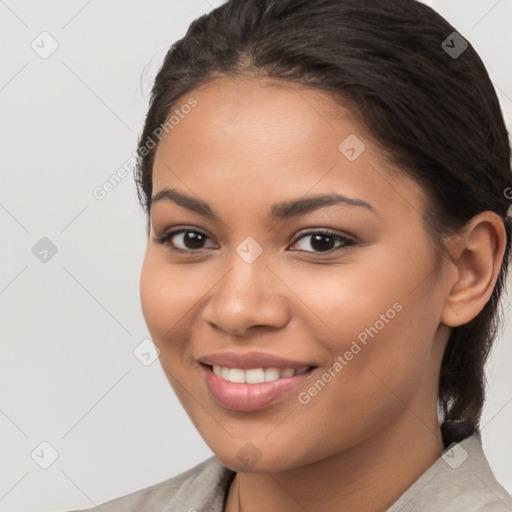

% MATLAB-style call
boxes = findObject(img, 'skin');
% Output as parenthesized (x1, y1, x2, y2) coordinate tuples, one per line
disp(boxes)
(139, 76, 506, 512)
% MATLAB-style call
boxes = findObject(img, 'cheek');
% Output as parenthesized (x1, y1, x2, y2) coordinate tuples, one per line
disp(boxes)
(286, 241, 439, 404)
(139, 249, 202, 350)
(314, 238, 436, 342)
(139, 252, 204, 403)
(139, 253, 170, 339)
(140, 248, 193, 359)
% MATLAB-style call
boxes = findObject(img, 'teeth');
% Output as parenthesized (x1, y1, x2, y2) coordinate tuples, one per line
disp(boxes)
(246, 368, 265, 384)
(211, 365, 309, 383)
(229, 368, 246, 383)
(264, 368, 280, 382)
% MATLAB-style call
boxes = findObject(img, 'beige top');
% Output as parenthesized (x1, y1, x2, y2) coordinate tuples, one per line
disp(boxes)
(63, 425, 511, 512)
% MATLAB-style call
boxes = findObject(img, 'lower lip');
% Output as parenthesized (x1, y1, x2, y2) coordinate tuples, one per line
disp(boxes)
(200, 364, 315, 412)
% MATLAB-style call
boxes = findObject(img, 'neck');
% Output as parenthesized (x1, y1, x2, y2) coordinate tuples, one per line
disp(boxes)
(225, 413, 444, 512)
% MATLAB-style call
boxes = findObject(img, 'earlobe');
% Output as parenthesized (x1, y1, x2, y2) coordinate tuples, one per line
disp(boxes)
(441, 211, 507, 328)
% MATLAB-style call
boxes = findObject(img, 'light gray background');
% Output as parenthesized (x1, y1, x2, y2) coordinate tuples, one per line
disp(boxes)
(1, 1, 511, 511)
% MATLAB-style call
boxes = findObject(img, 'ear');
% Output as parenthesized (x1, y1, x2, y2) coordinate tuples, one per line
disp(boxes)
(441, 211, 507, 328)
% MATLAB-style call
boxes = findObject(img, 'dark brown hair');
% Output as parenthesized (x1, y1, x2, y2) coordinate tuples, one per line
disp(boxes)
(135, 0, 512, 429)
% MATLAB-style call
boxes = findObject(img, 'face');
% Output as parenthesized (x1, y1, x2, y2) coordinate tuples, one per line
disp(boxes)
(140, 77, 451, 472)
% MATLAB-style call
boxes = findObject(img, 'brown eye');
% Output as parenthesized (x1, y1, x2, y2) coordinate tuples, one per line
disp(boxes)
(289, 231, 355, 253)
(154, 229, 216, 251)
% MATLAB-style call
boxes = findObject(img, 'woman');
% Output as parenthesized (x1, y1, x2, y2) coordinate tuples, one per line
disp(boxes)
(68, 0, 511, 510)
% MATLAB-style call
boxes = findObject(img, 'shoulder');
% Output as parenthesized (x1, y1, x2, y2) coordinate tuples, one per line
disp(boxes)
(442, 434, 512, 511)
(388, 427, 512, 512)
(61, 455, 235, 512)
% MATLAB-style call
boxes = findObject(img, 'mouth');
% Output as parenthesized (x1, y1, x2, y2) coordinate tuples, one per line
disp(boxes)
(202, 363, 315, 383)
(199, 362, 317, 412)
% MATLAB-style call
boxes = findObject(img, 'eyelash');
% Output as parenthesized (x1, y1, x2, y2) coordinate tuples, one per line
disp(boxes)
(153, 227, 356, 255)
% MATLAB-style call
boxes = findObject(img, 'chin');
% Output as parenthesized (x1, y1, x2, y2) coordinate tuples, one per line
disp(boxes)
(216, 451, 292, 473)
(207, 435, 310, 474)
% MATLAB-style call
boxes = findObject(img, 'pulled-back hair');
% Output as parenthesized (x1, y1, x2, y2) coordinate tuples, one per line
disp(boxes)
(135, 0, 512, 429)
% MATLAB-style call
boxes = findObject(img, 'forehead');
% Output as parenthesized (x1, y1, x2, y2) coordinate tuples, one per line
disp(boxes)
(151, 77, 427, 223)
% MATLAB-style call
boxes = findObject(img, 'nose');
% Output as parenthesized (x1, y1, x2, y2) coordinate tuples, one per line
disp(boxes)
(201, 253, 290, 337)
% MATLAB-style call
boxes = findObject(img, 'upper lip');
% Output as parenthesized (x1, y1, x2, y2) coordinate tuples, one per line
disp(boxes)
(199, 351, 316, 370)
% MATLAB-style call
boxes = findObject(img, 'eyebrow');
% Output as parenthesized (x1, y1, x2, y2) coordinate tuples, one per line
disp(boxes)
(151, 188, 376, 221)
